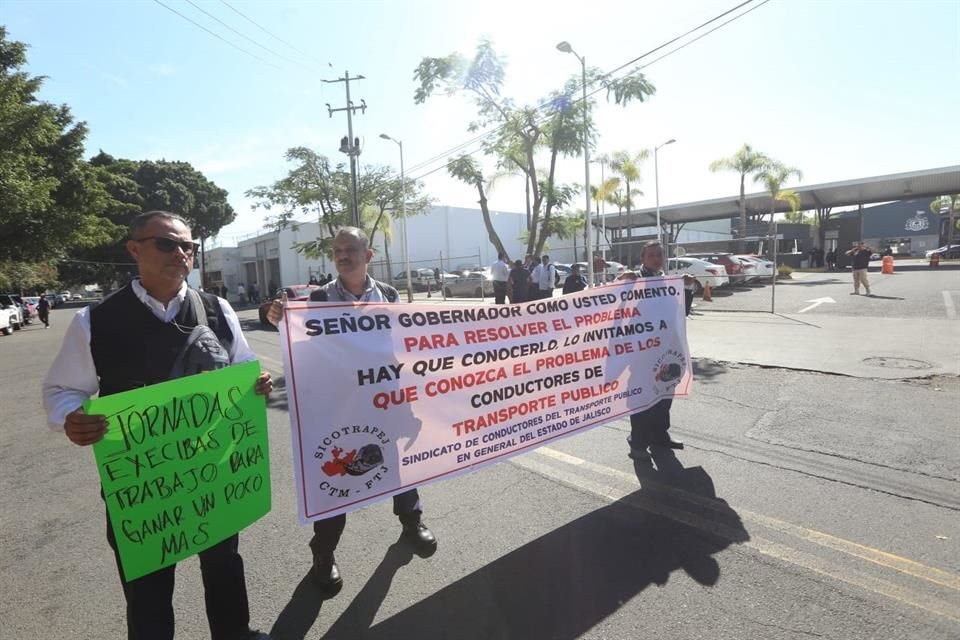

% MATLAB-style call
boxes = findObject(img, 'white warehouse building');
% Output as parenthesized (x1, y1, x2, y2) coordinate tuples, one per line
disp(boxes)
(202, 204, 732, 301)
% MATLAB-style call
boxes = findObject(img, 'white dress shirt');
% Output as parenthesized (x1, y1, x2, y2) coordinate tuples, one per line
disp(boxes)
(532, 263, 556, 290)
(490, 259, 510, 282)
(42, 279, 256, 431)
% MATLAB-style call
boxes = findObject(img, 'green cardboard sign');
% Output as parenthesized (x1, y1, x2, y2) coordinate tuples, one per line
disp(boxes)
(86, 360, 270, 581)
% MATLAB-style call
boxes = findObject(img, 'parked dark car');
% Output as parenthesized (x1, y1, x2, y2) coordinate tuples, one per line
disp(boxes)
(259, 284, 321, 329)
(685, 253, 745, 285)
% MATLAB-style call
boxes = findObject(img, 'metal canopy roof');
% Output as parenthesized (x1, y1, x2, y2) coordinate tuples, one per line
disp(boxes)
(602, 165, 960, 229)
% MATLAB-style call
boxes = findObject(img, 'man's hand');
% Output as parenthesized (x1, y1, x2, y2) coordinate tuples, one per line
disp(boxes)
(64, 408, 108, 446)
(266, 292, 286, 328)
(255, 371, 274, 397)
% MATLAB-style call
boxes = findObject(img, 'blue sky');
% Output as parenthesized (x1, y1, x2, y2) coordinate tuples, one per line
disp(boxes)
(5, 0, 959, 244)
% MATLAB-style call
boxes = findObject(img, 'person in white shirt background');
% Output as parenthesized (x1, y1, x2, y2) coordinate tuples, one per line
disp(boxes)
(490, 252, 511, 304)
(531, 254, 557, 300)
(42, 210, 272, 640)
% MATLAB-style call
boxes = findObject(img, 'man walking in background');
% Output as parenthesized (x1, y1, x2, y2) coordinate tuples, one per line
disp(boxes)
(845, 241, 873, 296)
(37, 294, 50, 328)
(532, 255, 557, 300)
(491, 252, 510, 304)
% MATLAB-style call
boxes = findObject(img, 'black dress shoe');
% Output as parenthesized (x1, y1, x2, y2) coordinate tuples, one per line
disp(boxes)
(651, 436, 684, 450)
(402, 521, 438, 557)
(311, 554, 343, 598)
(627, 435, 650, 460)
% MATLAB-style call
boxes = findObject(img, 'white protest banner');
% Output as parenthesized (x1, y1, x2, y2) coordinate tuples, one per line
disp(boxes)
(279, 276, 691, 523)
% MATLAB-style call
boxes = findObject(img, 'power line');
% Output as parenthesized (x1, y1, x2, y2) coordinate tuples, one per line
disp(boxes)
(181, 0, 317, 71)
(219, 0, 328, 66)
(403, 0, 770, 180)
(151, 0, 282, 70)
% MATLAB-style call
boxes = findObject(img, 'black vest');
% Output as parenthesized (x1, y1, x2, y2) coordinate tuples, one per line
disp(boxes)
(90, 285, 233, 397)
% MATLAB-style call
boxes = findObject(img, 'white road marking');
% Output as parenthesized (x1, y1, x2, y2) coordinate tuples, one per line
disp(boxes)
(798, 296, 836, 314)
(943, 291, 957, 320)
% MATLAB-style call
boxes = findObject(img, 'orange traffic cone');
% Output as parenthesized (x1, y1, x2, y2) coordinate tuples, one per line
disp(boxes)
(703, 281, 713, 302)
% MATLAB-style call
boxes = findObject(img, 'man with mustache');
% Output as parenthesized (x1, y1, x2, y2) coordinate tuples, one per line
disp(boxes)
(42, 210, 272, 640)
(267, 226, 437, 598)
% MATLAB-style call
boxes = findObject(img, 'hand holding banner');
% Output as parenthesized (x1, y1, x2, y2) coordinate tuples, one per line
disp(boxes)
(87, 360, 270, 581)
(281, 277, 691, 523)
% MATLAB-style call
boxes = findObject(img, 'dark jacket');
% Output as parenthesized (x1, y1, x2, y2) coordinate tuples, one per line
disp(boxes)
(562, 274, 587, 295)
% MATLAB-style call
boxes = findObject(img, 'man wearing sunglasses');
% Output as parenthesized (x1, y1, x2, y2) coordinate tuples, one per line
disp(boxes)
(42, 210, 272, 640)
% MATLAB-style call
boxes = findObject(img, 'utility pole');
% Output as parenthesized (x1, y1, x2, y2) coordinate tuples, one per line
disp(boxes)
(324, 71, 367, 227)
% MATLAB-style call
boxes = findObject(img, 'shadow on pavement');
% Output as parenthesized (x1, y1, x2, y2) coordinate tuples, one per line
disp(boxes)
(691, 358, 729, 384)
(863, 294, 906, 301)
(305, 460, 746, 640)
(778, 278, 845, 286)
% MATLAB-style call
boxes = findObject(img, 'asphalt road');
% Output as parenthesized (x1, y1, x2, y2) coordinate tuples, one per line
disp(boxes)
(1, 305, 958, 639)
(695, 263, 960, 319)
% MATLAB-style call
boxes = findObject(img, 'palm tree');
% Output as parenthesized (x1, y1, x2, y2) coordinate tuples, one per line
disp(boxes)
(609, 150, 649, 213)
(755, 163, 803, 234)
(710, 144, 773, 246)
(609, 150, 648, 263)
(591, 176, 621, 253)
(930, 194, 959, 248)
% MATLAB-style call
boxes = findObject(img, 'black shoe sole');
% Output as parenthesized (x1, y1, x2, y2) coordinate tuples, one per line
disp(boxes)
(311, 569, 343, 598)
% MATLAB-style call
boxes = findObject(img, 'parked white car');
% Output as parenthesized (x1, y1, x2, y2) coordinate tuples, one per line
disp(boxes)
(667, 258, 730, 292)
(732, 257, 760, 282)
(443, 272, 495, 298)
(0, 298, 20, 336)
(736, 255, 775, 281)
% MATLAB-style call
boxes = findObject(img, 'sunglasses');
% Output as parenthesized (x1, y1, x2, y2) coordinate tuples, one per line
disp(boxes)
(133, 236, 200, 254)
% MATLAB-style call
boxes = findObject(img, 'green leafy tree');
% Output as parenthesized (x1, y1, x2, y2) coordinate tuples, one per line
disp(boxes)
(930, 194, 959, 247)
(61, 153, 236, 286)
(709, 144, 774, 246)
(414, 40, 655, 257)
(247, 147, 430, 260)
(0, 27, 116, 270)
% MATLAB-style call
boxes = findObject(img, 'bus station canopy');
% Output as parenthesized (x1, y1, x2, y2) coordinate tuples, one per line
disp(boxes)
(602, 165, 960, 229)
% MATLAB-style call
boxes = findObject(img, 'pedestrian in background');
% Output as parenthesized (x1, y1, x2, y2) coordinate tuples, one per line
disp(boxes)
(845, 241, 873, 295)
(562, 264, 587, 295)
(826, 249, 837, 272)
(532, 255, 556, 299)
(42, 210, 272, 640)
(491, 252, 510, 304)
(37, 294, 50, 328)
(508, 260, 530, 303)
(237, 282, 247, 305)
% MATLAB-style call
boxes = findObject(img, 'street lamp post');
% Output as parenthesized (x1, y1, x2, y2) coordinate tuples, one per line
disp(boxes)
(654, 138, 676, 249)
(379, 133, 413, 303)
(557, 41, 594, 287)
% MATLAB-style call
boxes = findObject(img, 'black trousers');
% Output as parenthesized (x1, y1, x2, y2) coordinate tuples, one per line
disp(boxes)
(309, 488, 421, 559)
(105, 513, 251, 640)
(493, 281, 508, 304)
(629, 398, 673, 448)
(684, 289, 694, 316)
